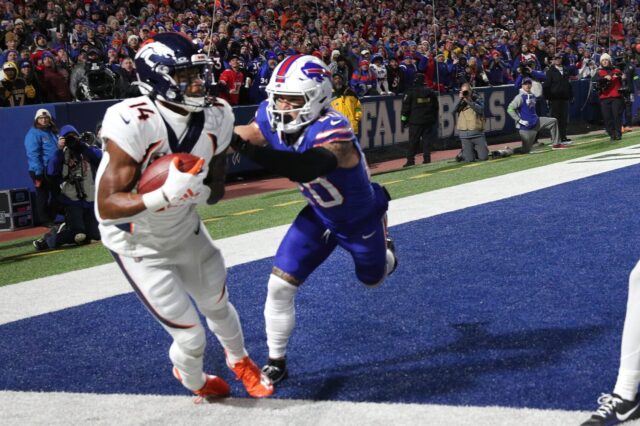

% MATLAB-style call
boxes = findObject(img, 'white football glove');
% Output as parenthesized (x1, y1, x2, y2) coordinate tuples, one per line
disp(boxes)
(518, 119, 529, 127)
(142, 157, 207, 211)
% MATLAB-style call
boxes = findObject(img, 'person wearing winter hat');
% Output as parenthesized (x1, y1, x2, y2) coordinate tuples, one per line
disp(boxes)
(595, 53, 625, 141)
(24, 109, 59, 227)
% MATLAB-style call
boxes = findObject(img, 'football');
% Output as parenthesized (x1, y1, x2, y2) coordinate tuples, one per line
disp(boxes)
(137, 153, 202, 194)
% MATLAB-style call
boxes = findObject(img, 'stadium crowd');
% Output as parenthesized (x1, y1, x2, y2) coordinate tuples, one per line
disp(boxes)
(0, 0, 639, 107)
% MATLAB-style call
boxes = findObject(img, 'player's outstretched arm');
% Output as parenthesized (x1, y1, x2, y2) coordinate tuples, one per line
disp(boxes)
(229, 132, 339, 183)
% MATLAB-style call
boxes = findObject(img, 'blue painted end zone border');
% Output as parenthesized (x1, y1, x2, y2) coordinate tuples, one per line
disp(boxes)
(1, 164, 639, 410)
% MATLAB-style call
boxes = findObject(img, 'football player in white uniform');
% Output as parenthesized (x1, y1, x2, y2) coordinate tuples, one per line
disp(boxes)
(94, 33, 273, 402)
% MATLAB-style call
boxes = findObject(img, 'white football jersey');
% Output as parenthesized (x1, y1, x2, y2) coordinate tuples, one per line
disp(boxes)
(95, 96, 233, 257)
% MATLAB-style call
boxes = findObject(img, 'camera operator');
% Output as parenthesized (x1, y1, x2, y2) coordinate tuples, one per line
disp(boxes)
(70, 48, 118, 101)
(620, 53, 638, 132)
(453, 83, 488, 162)
(400, 73, 439, 166)
(595, 53, 626, 141)
(33, 125, 102, 251)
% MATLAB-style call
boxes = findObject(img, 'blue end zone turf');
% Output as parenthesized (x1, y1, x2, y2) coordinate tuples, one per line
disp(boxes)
(2, 164, 639, 409)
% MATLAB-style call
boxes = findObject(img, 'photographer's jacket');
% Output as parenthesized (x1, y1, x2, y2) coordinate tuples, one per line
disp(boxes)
(48, 144, 102, 207)
(401, 82, 438, 126)
(453, 95, 485, 137)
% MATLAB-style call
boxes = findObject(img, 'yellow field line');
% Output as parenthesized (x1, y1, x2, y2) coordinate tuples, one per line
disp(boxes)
(379, 180, 403, 185)
(273, 200, 305, 207)
(231, 208, 264, 216)
(203, 217, 224, 223)
(462, 163, 482, 168)
(409, 173, 432, 179)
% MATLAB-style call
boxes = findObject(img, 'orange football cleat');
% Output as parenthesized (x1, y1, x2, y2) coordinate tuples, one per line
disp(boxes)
(174, 367, 230, 403)
(227, 356, 274, 398)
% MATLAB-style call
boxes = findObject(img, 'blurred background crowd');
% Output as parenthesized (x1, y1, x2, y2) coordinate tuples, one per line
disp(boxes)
(0, 0, 639, 107)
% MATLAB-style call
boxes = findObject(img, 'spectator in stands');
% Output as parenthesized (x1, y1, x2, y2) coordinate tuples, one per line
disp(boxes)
(218, 53, 244, 105)
(114, 56, 139, 98)
(0, 61, 36, 106)
(507, 77, 564, 153)
(18, 60, 42, 103)
(331, 73, 362, 135)
(33, 125, 102, 251)
(544, 52, 574, 143)
(350, 59, 377, 97)
(387, 57, 405, 94)
(24, 108, 59, 227)
(329, 55, 352, 86)
(370, 54, 392, 95)
(453, 83, 489, 162)
(401, 73, 439, 166)
(36, 51, 72, 102)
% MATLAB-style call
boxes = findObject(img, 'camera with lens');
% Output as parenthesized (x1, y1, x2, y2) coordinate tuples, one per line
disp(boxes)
(462, 90, 470, 97)
(517, 63, 532, 77)
(79, 131, 96, 146)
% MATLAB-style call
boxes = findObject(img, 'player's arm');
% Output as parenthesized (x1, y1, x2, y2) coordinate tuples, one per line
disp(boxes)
(230, 131, 339, 183)
(96, 139, 147, 220)
(96, 140, 206, 222)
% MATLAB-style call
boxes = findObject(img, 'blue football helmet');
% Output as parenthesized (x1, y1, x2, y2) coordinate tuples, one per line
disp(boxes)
(134, 33, 212, 111)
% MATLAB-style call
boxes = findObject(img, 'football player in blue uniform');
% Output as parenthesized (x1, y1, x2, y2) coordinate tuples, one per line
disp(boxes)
(231, 54, 398, 384)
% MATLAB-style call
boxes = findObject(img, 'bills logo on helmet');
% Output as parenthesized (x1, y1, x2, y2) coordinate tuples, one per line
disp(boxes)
(300, 61, 331, 83)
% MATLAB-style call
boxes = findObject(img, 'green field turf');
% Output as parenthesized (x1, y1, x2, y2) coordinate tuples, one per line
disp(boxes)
(1, 131, 638, 286)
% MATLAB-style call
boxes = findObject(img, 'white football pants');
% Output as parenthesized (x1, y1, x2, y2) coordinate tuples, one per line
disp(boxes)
(113, 223, 247, 392)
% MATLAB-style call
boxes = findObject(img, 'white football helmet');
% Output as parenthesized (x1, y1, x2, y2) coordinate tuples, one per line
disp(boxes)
(265, 55, 333, 134)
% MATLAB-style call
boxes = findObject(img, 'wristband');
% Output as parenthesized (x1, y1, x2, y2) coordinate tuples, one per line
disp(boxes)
(142, 188, 169, 211)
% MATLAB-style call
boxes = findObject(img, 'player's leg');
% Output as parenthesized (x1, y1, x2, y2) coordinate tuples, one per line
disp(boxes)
(538, 116, 560, 146)
(340, 184, 395, 287)
(581, 259, 640, 425)
(264, 206, 337, 382)
(111, 252, 229, 400)
(178, 226, 272, 398)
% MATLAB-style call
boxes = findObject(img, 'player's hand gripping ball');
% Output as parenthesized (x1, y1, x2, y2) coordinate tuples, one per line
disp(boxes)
(137, 153, 203, 194)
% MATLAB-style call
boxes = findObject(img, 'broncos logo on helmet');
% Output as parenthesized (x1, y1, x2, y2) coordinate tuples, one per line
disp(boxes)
(134, 33, 212, 112)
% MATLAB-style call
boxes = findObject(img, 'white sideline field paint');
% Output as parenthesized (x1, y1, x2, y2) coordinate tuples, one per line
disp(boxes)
(2, 144, 639, 424)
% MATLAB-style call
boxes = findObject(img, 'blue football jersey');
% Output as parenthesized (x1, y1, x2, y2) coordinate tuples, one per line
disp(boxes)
(255, 100, 378, 230)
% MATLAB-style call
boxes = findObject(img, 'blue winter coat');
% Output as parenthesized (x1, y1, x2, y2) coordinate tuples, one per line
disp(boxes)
(24, 127, 58, 176)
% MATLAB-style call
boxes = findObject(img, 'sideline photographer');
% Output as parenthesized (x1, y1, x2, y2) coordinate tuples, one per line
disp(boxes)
(33, 125, 102, 251)
(453, 83, 488, 162)
(595, 53, 625, 141)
